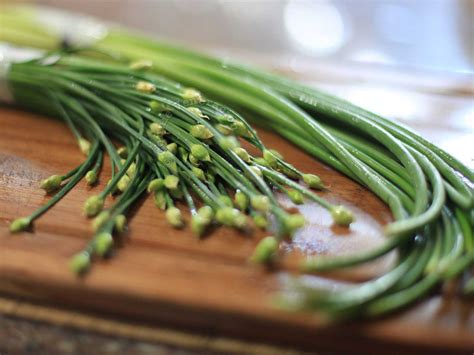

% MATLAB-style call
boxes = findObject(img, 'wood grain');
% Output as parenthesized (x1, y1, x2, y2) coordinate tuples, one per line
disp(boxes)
(0, 107, 472, 354)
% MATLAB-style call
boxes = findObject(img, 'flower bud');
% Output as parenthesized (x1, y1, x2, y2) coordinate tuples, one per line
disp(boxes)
(233, 147, 250, 162)
(248, 166, 262, 177)
(263, 150, 278, 167)
(284, 214, 306, 236)
(9, 217, 31, 233)
(250, 236, 278, 264)
(181, 88, 204, 104)
(232, 121, 248, 136)
(158, 151, 177, 173)
(197, 206, 214, 220)
(253, 214, 268, 229)
(166, 142, 178, 154)
(218, 136, 240, 150)
(166, 207, 183, 228)
(303, 174, 324, 189)
(147, 178, 164, 193)
(117, 146, 128, 158)
(150, 122, 166, 136)
(114, 214, 127, 233)
(69, 251, 90, 274)
(126, 162, 137, 177)
(164, 175, 179, 190)
(83, 195, 104, 217)
(234, 191, 249, 211)
(191, 214, 210, 237)
(92, 210, 110, 232)
(190, 144, 210, 162)
(154, 190, 166, 210)
(117, 175, 131, 192)
(216, 207, 240, 226)
(94, 232, 114, 257)
(40, 175, 62, 193)
(187, 107, 208, 119)
(251, 195, 270, 212)
(149, 100, 169, 113)
(85, 170, 98, 186)
(216, 124, 233, 136)
(218, 195, 234, 207)
(136, 80, 155, 93)
(190, 124, 214, 139)
(78, 138, 91, 156)
(331, 205, 354, 226)
(253, 157, 270, 168)
(129, 59, 153, 70)
(191, 167, 206, 181)
(287, 189, 304, 205)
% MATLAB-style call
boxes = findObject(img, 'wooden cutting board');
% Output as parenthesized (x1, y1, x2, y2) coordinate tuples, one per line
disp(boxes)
(0, 105, 472, 354)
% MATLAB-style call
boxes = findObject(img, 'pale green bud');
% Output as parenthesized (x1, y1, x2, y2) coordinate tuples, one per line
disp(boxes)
(117, 175, 131, 192)
(85, 170, 98, 186)
(92, 210, 110, 232)
(218, 195, 234, 207)
(216, 207, 240, 226)
(191, 167, 206, 181)
(278, 165, 300, 180)
(233, 147, 250, 163)
(331, 205, 354, 226)
(83, 195, 104, 217)
(253, 157, 270, 168)
(251, 195, 270, 212)
(248, 166, 262, 177)
(94, 232, 114, 257)
(149, 100, 170, 113)
(197, 206, 214, 220)
(166, 207, 183, 228)
(191, 214, 210, 237)
(126, 162, 137, 177)
(216, 124, 233, 136)
(150, 122, 166, 136)
(284, 214, 306, 235)
(9, 217, 31, 233)
(190, 124, 214, 139)
(263, 150, 278, 167)
(114, 214, 127, 234)
(178, 147, 188, 161)
(166, 142, 178, 154)
(129, 59, 153, 70)
(233, 213, 248, 229)
(250, 236, 278, 264)
(164, 175, 179, 190)
(215, 113, 234, 124)
(234, 191, 249, 211)
(69, 251, 90, 274)
(40, 175, 62, 193)
(218, 136, 240, 150)
(154, 190, 167, 210)
(303, 174, 324, 189)
(136, 80, 155, 93)
(147, 178, 164, 193)
(187, 107, 208, 119)
(232, 121, 248, 136)
(253, 214, 268, 229)
(181, 88, 204, 104)
(78, 138, 91, 156)
(287, 189, 304, 205)
(117, 146, 128, 158)
(190, 144, 211, 162)
(189, 154, 200, 166)
(158, 151, 177, 173)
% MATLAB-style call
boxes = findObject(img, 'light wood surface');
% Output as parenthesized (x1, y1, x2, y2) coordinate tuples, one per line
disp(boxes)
(0, 104, 472, 354)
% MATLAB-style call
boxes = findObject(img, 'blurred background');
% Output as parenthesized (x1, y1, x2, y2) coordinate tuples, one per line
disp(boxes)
(5, 0, 474, 164)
